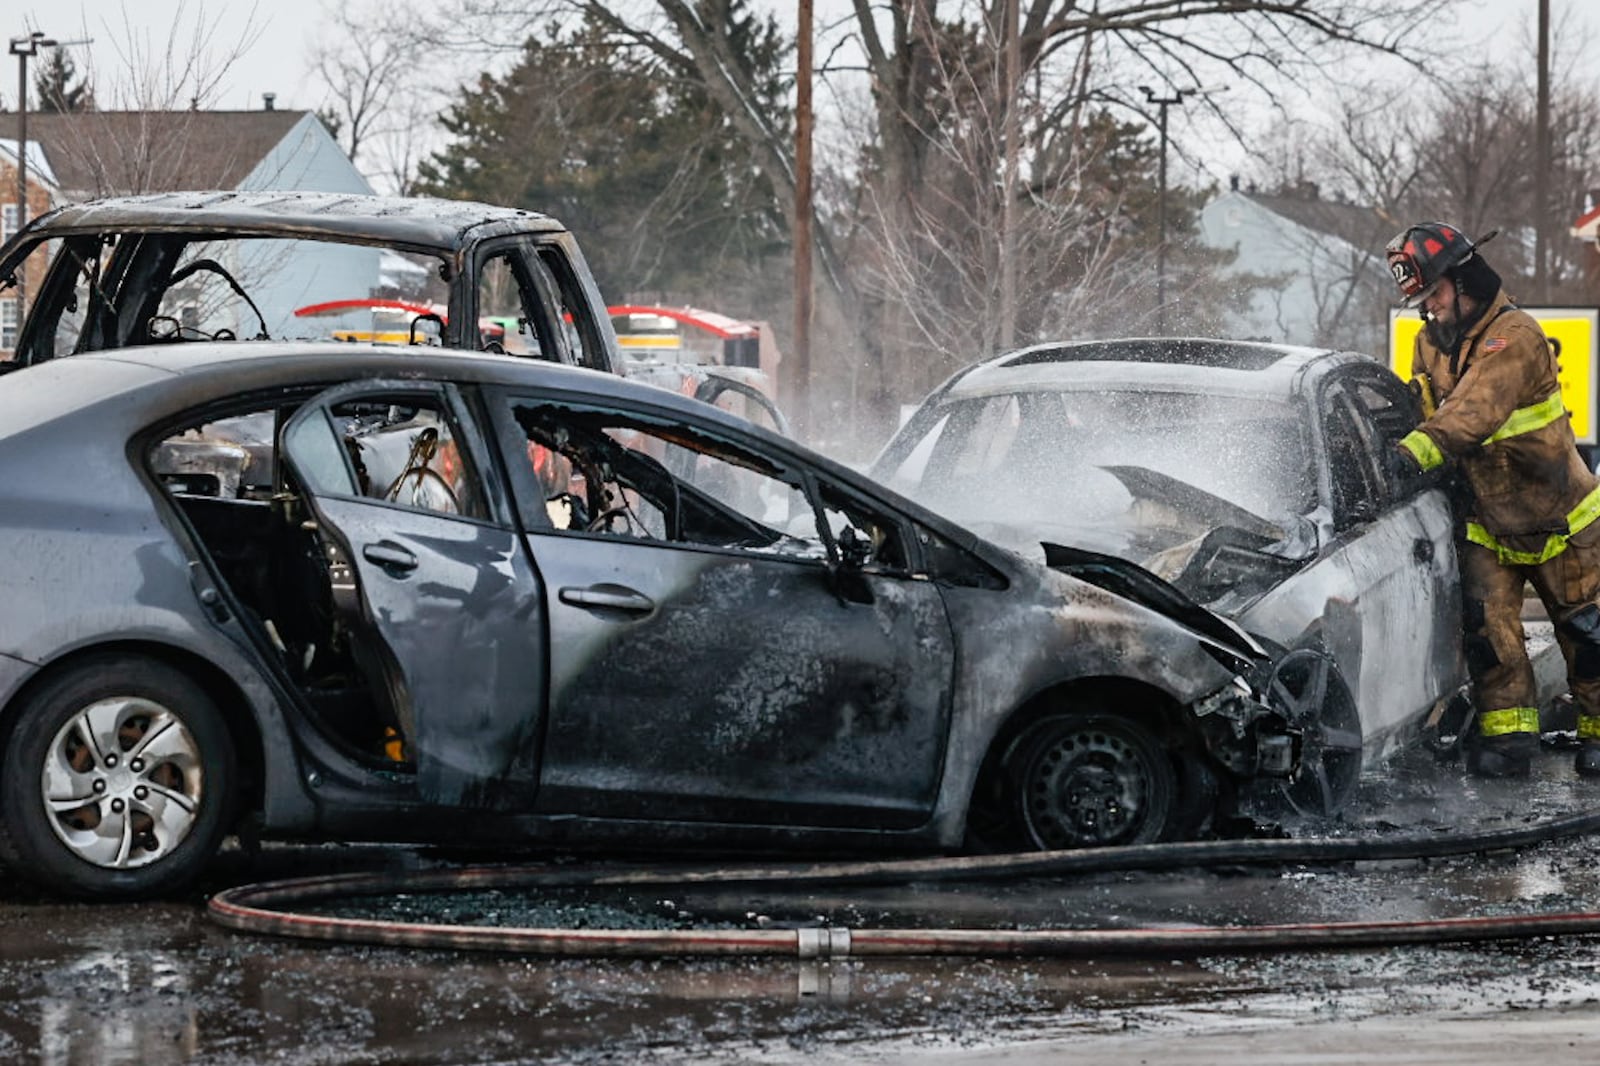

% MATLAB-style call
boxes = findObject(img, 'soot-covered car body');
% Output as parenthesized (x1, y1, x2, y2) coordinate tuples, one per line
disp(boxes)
(874, 338, 1466, 784)
(0, 344, 1324, 897)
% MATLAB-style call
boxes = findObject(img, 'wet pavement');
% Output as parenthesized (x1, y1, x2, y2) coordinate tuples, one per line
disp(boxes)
(7, 740, 1600, 1064)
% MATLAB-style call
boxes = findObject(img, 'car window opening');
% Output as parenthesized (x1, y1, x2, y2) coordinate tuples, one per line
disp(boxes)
(23, 232, 455, 358)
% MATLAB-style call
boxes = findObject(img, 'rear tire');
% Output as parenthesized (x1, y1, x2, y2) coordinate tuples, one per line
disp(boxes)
(1005, 712, 1176, 849)
(0, 655, 236, 899)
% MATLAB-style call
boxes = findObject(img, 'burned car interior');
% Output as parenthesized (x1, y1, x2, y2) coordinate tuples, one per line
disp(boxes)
(149, 393, 488, 765)
(17, 232, 455, 358)
(508, 403, 908, 573)
(7, 228, 605, 368)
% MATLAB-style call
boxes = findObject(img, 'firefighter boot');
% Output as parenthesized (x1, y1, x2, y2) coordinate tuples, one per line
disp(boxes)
(1466, 731, 1537, 778)
(1577, 716, 1600, 776)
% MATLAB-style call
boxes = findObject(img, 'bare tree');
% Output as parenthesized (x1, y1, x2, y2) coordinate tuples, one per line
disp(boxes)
(14, 2, 263, 197)
(311, 0, 419, 167)
(416, 0, 1453, 430)
(1259, 7, 1600, 323)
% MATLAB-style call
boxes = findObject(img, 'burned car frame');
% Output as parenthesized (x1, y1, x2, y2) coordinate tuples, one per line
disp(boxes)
(874, 337, 1467, 813)
(0, 343, 1331, 898)
(0, 190, 622, 373)
(0, 191, 788, 432)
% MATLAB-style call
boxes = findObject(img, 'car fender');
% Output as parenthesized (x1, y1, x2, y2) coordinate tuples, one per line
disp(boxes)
(925, 567, 1254, 845)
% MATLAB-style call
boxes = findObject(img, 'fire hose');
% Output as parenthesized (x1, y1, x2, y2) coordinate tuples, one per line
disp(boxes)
(209, 805, 1600, 958)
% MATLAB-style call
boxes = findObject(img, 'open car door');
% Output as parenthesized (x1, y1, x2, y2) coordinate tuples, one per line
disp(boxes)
(279, 380, 548, 809)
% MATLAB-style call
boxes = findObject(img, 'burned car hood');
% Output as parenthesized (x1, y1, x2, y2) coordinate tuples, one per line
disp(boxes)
(958, 463, 1313, 618)
(1097, 464, 1284, 543)
(1041, 541, 1269, 663)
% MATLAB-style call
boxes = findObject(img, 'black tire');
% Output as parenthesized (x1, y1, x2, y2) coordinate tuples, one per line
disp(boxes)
(0, 655, 236, 899)
(1005, 712, 1177, 849)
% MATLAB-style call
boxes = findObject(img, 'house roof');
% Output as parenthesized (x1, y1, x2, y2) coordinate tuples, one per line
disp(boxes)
(0, 110, 307, 196)
(1572, 203, 1600, 241)
(1243, 190, 1399, 250)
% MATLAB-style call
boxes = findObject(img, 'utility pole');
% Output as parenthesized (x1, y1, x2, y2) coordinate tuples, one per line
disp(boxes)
(1535, 0, 1551, 301)
(1140, 86, 1190, 336)
(998, 0, 1020, 351)
(791, 0, 814, 437)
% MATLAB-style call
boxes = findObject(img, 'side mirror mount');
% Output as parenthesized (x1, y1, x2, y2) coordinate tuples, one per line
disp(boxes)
(838, 524, 874, 570)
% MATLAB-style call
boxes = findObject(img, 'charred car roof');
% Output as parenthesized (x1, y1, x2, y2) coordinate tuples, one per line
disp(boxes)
(11, 190, 566, 254)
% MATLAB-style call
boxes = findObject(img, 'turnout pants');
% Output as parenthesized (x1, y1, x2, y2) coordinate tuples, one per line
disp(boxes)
(1461, 523, 1600, 741)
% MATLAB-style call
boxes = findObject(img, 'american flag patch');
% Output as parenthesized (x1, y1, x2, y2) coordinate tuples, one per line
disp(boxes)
(1484, 337, 1508, 352)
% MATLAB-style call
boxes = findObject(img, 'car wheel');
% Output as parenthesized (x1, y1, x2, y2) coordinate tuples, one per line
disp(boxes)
(0, 655, 236, 899)
(1007, 712, 1176, 849)
(1265, 649, 1363, 818)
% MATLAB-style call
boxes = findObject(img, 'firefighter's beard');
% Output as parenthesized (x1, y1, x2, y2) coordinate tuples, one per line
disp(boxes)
(1424, 310, 1463, 353)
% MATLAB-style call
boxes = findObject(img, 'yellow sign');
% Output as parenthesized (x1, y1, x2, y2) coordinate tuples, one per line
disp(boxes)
(1388, 306, 1600, 446)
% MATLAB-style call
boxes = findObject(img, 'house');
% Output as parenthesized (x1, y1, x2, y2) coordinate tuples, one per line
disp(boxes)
(0, 104, 379, 352)
(1198, 181, 1397, 356)
(0, 138, 57, 349)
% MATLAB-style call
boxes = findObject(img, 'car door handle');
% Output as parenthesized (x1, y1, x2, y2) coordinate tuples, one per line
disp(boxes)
(363, 542, 419, 573)
(1413, 538, 1434, 564)
(558, 585, 655, 613)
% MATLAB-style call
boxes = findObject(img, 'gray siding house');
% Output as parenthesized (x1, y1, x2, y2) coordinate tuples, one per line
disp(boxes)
(1199, 185, 1396, 356)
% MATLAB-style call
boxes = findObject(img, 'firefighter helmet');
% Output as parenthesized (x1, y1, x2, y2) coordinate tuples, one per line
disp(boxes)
(1386, 222, 1477, 307)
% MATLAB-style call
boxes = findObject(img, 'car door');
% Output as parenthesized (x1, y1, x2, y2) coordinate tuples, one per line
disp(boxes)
(1244, 365, 1460, 755)
(279, 380, 548, 809)
(486, 389, 957, 829)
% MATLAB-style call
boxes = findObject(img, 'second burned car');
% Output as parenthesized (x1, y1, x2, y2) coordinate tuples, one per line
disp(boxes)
(874, 337, 1469, 813)
(0, 343, 1341, 898)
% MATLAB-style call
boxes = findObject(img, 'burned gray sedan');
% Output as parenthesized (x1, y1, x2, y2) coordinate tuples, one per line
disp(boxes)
(0, 344, 1318, 898)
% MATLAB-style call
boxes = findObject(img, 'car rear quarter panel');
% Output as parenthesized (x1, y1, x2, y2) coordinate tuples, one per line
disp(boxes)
(0, 416, 316, 831)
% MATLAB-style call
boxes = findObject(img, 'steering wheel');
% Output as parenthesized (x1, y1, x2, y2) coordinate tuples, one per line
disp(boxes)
(587, 505, 650, 538)
(409, 313, 446, 346)
(162, 258, 271, 340)
(382, 427, 461, 514)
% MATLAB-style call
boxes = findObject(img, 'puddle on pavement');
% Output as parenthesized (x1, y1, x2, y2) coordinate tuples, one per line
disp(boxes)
(8, 742, 1600, 1063)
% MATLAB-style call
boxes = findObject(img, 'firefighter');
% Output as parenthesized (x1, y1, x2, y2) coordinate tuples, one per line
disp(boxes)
(1388, 221, 1600, 778)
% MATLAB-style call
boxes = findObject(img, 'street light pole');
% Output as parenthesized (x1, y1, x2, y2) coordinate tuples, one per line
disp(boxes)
(1140, 85, 1190, 336)
(9, 31, 57, 310)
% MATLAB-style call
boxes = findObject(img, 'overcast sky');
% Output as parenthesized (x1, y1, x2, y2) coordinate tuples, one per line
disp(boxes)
(8, 0, 1598, 188)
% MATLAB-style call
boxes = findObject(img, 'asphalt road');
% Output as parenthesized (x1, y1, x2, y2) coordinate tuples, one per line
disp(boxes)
(6, 733, 1600, 1066)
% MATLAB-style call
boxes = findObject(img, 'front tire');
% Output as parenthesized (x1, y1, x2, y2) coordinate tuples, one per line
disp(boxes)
(0, 655, 236, 899)
(1006, 712, 1176, 849)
